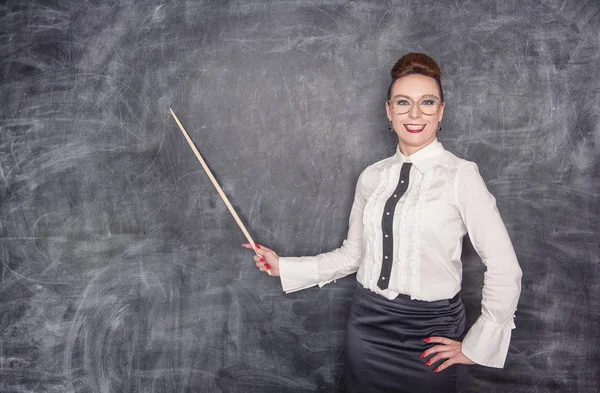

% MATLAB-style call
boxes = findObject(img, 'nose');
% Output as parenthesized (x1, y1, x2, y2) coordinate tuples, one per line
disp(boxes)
(409, 103, 421, 118)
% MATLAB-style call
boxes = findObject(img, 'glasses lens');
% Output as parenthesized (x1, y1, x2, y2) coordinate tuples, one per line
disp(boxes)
(391, 97, 413, 114)
(418, 97, 440, 115)
(391, 96, 440, 115)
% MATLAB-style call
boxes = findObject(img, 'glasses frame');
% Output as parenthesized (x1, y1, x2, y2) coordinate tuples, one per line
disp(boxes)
(386, 94, 443, 116)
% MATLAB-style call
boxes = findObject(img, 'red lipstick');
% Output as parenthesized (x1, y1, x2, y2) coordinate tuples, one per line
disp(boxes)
(404, 124, 426, 133)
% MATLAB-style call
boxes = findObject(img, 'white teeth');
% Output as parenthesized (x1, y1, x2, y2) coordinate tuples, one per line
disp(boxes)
(405, 124, 426, 130)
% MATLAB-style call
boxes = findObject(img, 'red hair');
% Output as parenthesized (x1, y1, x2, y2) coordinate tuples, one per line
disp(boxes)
(387, 53, 444, 102)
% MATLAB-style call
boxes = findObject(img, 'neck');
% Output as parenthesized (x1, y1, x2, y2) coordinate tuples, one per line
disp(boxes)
(398, 139, 436, 157)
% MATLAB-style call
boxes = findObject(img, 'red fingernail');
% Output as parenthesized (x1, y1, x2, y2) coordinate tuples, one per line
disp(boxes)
(433, 367, 440, 373)
(423, 338, 431, 342)
(260, 257, 265, 262)
(255, 242, 261, 249)
(265, 264, 271, 269)
(419, 352, 426, 358)
(425, 360, 431, 366)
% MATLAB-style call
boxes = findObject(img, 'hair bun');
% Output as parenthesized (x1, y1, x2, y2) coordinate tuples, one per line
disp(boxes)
(388, 52, 444, 101)
(391, 52, 441, 80)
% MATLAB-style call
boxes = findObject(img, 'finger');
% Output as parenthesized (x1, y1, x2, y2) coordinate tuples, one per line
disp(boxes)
(425, 350, 458, 366)
(242, 243, 270, 255)
(420, 345, 452, 358)
(242, 242, 262, 251)
(244, 244, 265, 257)
(433, 357, 456, 373)
(258, 263, 269, 271)
(423, 337, 457, 345)
(253, 242, 273, 252)
(259, 266, 272, 274)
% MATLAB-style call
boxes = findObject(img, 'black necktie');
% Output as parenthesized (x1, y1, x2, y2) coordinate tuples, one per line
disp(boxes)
(377, 162, 412, 290)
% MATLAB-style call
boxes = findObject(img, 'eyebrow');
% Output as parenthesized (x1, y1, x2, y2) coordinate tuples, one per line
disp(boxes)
(390, 94, 439, 100)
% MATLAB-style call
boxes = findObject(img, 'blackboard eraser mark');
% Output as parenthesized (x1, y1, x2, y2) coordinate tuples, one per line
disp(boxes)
(1, 357, 31, 368)
(216, 363, 315, 393)
(157, 97, 172, 116)
(0, 165, 7, 198)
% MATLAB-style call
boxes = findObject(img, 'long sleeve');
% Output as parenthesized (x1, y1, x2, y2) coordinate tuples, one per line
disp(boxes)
(278, 168, 369, 293)
(454, 162, 523, 368)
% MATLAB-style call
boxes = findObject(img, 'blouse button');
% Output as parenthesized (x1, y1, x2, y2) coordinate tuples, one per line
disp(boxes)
(382, 277, 386, 280)
(384, 256, 388, 259)
(401, 180, 404, 183)
(386, 212, 390, 215)
(393, 194, 397, 198)
(384, 234, 388, 238)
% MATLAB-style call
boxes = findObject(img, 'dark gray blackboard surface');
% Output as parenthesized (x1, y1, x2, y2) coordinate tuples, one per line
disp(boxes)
(1, 1, 599, 392)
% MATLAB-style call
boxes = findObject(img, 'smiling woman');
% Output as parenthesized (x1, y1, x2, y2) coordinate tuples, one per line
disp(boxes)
(386, 54, 446, 156)
(243, 52, 523, 393)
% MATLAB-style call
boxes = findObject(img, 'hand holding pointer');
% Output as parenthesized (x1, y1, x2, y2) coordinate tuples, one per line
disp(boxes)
(242, 242, 280, 276)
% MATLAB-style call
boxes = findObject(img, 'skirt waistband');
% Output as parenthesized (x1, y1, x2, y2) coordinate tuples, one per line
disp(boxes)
(356, 282, 461, 306)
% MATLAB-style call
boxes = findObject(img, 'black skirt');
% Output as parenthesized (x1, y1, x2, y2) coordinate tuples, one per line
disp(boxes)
(344, 283, 468, 393)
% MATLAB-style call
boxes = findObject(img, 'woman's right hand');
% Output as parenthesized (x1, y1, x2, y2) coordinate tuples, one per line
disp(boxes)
(241, 242, 280, 276)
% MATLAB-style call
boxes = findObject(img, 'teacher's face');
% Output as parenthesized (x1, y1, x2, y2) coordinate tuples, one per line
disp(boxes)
(386, 74, 445, 156)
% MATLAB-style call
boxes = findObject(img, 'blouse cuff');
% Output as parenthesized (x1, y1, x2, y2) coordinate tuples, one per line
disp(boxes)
(279, 256, 332, 293)
(461, 314, 516, 368)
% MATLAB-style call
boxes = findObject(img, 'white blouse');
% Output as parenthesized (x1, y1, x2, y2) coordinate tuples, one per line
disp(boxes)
(278, 138, 523, 368)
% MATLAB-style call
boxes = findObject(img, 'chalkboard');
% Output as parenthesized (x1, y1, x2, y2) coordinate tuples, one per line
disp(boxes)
(1, 1, 599, 392)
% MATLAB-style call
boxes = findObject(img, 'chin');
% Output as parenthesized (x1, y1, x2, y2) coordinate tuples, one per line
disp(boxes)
(400, 130, 434, 141)
(397, 131, 436, 149)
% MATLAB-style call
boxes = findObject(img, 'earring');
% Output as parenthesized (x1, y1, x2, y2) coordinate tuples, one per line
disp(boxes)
(389, 120, 394, 132)
(437, 122, 441, 132)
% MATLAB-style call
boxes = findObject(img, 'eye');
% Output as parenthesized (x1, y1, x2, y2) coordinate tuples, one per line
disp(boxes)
(396, 99, 411, 106)
(421, 99, 435, 105)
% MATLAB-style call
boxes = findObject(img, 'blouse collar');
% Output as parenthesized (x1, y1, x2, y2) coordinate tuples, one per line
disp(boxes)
(392, 138, 445, 173)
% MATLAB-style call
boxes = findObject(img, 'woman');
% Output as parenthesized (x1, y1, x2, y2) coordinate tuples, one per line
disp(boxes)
(242, 53, 522, 393)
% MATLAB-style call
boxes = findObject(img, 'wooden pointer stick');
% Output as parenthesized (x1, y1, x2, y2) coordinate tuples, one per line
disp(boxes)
(169, 108, 271, 275)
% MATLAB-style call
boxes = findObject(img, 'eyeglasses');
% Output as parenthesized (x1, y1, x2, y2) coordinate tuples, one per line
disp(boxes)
(387, 94, 442, 116)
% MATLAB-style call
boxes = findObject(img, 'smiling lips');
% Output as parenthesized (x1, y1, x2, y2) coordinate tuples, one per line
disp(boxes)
(404, 124, 426, 133)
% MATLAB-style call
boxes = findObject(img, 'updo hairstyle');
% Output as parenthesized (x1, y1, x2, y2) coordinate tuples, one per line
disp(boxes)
(387, 53, 444, 102)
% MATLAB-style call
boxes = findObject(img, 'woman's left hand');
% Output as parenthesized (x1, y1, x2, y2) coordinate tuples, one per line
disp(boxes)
(420, 336, 476, 372)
